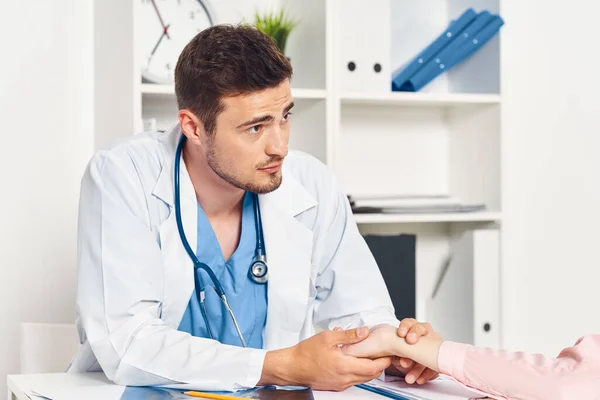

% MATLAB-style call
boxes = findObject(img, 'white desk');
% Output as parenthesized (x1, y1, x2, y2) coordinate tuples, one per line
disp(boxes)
(7, 373, 115, 400)
(6, 373, 382, 400)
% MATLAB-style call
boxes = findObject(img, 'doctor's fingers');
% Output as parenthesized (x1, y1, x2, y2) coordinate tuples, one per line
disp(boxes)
(339, 354, 392, 377)
(326, 326, 369, 345)
(416, 368, 439, 385)
(393, 356, 415, 370)
(404, 363, 428, 384)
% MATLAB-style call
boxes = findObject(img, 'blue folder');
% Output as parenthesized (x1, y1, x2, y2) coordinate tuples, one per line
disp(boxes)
(395, 13, 504, 92)
(391, 8, 478, 91)
(428, 11, 495, 71)
(356, 383, 413, 400)
(446, 15, 505, 70)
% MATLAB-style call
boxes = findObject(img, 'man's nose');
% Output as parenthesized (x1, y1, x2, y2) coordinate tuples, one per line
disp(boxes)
(266, 127, 289, 158)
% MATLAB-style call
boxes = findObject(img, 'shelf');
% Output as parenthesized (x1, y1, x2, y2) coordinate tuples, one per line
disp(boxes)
(140, 84, 326, 100)
(291, 88, 327, 99)
(340, 92, 501, 107)
(140, 84, 175, 95)
(353, 211, 502, 224)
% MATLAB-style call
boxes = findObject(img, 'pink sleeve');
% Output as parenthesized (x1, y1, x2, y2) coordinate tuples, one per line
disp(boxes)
(437, 335, 600, 400)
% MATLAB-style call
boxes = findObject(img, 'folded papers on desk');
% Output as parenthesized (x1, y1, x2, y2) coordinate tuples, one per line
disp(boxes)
(357, 376, 487, 400)
(28, 386, 127, 400)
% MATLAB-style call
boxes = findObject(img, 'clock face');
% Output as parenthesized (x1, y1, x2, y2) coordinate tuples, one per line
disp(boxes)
(140, 0, 215, 84)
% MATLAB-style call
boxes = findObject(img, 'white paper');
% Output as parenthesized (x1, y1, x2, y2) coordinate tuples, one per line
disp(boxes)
(362, 376, 488, 400)
(314, 386, 383, 399)
(27, 385, 126, 400)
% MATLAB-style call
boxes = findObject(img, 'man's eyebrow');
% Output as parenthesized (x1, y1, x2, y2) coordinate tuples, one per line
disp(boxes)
(284, 101, 295, 113)
(235, 101, 295, 129)
(236, 115, 274, 129)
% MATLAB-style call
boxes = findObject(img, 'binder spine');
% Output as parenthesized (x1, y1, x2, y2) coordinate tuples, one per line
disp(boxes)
(473, 230, 501, 348)
(391, 8, 478, 91)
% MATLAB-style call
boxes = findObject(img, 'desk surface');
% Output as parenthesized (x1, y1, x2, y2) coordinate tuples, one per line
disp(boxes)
(7, 372, 382, 400)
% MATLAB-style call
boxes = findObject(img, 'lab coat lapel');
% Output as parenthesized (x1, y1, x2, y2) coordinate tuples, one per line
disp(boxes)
(152, 125, 195, 328)
(260, 173, 317, 349)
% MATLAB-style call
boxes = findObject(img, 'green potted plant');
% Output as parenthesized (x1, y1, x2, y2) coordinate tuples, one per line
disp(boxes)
(251, 8, 299, 56)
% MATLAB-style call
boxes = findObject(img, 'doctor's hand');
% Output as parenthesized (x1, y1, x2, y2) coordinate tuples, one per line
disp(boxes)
(258, 327, 392, 391)
(389, 318, 441, 384)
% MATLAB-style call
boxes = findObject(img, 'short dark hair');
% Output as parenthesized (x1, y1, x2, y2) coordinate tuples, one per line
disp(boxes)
(175, 24, 293, 135)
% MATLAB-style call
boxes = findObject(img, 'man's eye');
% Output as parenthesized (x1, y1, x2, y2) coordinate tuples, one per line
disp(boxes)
(283, 112, 292, 121)
(248, 125, 262, 134)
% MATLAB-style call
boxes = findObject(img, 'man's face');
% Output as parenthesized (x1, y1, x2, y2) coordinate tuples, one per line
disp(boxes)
(205, 80, 293, 194)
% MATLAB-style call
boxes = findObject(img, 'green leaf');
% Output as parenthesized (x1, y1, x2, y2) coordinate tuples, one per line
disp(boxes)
(251, 7, 299, 54)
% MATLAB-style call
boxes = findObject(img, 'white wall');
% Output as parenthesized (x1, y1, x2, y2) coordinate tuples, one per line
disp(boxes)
(501, 0, 600, 355)
(1, 1, 600, 396)
(0, 0, 93, 398)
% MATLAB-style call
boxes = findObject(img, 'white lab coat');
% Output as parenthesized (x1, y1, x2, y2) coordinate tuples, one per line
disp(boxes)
(67, 124, 399, 391)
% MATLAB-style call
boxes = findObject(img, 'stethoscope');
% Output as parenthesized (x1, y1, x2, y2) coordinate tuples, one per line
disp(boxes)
(174, 135, 269, 348)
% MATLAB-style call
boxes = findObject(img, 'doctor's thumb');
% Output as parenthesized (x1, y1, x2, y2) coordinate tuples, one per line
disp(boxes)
(332, 326, 369, 345)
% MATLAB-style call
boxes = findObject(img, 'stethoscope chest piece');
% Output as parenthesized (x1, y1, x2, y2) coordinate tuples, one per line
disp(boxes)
(249, 255, 269, 284)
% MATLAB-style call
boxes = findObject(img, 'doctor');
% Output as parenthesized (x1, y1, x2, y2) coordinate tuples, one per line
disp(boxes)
(68, 24, 439, 391)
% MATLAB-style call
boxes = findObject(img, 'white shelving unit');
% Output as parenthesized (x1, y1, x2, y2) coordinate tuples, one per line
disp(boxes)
(330, 0, 503, 347)
(141, 84, 327, 99)
(340, 92, 501, 107)
(94, 0, 504, 347)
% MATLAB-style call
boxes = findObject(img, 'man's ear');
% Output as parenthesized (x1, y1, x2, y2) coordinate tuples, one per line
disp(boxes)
(178, 109, 207, 146)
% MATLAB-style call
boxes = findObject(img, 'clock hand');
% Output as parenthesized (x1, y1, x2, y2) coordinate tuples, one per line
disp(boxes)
(151, 0, 171, 40)
(149, 25, 169, 58)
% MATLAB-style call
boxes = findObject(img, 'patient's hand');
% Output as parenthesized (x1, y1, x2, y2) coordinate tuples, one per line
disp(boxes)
(342, 324, 399, 359)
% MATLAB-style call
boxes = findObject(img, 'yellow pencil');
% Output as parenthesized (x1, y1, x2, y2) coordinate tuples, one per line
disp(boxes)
(183, 391, 241, 400)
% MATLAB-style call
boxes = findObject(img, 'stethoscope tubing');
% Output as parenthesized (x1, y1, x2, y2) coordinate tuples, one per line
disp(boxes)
(173, 134, 268, 348)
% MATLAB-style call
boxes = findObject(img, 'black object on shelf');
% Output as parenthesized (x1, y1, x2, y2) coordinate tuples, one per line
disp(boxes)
(363, 234, 416, 321)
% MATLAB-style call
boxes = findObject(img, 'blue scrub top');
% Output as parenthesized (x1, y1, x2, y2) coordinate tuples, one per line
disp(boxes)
(178, 192, 268, 349)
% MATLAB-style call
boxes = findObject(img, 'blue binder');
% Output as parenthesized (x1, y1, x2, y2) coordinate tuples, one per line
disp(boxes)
(429, 11, 495, 70)
(446, 15, 505, 70)
(395, 13, 504, 92)
(391, 8, 478, 91)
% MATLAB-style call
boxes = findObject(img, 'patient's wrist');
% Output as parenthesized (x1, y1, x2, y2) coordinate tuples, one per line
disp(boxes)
(393, 336, 444, 372)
